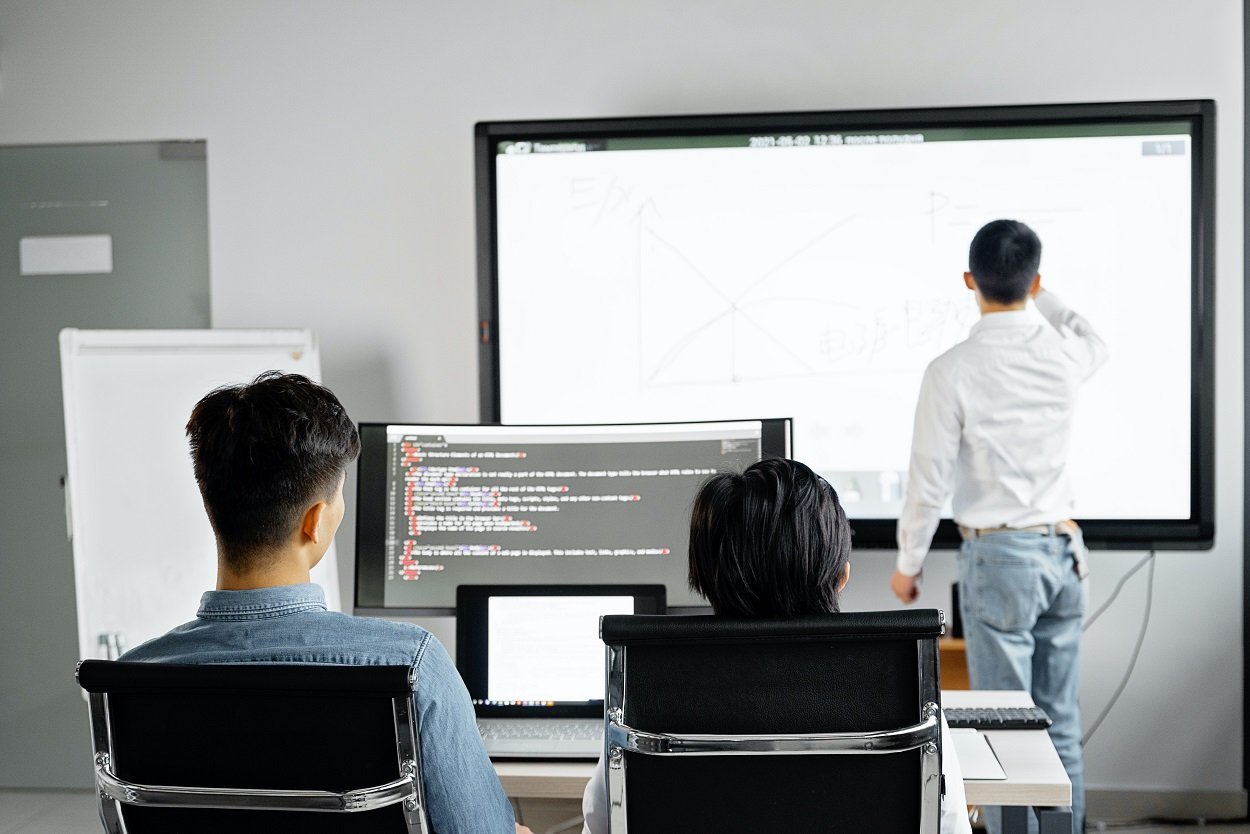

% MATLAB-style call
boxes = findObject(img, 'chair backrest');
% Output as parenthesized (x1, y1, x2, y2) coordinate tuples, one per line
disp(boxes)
(600, 609, 944, 834)
(76, 661, 426, 834)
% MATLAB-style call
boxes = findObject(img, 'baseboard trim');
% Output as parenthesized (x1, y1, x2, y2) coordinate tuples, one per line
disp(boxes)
(1086, 788, 1248, 822)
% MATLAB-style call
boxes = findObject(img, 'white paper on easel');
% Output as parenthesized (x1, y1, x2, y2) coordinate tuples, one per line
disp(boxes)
(60, 328, 344, 663)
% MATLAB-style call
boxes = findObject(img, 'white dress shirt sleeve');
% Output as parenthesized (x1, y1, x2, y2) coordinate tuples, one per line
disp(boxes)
(896, 361, 962, 576)
(1033, 289, 1109, 379)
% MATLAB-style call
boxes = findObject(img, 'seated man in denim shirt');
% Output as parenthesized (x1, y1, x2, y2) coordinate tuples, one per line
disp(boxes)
(123, 371, 529, 834)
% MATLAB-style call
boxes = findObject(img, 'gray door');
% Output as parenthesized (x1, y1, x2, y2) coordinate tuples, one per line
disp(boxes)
(0, 142, 209, 787)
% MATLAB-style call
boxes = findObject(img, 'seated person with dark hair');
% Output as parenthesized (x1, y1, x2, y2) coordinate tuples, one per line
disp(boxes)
(581, 457, 971, 834)
(122, 372, 530, 834)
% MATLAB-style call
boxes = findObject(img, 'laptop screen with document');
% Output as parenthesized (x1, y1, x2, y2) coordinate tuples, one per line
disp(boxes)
(457, 584, 666, 718)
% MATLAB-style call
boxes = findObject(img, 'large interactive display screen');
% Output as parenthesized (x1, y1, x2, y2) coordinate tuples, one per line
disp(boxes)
(476, 101, 1214, 549)
(354, 419, 792, 611)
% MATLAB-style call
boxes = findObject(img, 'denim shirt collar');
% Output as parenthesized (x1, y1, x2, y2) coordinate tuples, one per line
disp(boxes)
(196, 583, 328, 621)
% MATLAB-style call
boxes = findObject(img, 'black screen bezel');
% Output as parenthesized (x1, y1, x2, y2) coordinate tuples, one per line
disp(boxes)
(475, 100, 1216, 551)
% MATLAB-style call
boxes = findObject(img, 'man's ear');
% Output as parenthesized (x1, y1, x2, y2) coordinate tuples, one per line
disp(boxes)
(963, 271, 977, 291)
(300, 501, 328, 545)
(1028, 273, 1042, 298)
(836, 561, 851, 592)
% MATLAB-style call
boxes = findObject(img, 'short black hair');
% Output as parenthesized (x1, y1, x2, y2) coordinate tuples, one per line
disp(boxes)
(968, 219, 1042, 304)
(186, 371, 360, 567)
(687, 457, 851, 617)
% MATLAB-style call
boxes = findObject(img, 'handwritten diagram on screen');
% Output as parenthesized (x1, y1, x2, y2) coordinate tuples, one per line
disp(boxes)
(495, 132, 1192, 521)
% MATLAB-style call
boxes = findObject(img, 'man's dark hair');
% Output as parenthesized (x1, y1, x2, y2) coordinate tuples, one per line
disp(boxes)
(186, 371, 360, 567)
(968, 219, 1042, 304)
(687, 457, 851, 617)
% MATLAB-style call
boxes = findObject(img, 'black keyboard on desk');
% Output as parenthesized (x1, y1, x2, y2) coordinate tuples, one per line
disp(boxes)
(944, 706, 1053, 730)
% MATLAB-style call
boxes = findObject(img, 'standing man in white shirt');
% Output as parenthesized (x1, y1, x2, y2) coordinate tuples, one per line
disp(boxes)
(890, 219, 1107, 834)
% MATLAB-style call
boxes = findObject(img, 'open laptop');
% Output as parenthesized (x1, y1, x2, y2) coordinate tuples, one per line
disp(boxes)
(456, 584, 666, 758)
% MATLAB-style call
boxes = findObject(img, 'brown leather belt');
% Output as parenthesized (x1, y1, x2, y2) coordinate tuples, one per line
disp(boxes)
(959, 520, 1088, 578)
(958, 520, 1080, 540)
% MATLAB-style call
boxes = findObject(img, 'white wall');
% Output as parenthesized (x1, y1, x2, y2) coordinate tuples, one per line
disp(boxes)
(0, 0, 1241, 796)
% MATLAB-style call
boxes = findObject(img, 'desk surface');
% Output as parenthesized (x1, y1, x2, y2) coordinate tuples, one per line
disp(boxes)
(494, 760, 596, 800)
(942, 690, 1070, 807)
(494, 690, 1071, 807)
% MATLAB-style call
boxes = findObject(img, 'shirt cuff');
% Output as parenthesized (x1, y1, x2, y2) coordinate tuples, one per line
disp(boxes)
(895, 550, 926, 577)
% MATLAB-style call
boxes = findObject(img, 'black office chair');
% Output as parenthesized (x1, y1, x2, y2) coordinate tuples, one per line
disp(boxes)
(599, 609, 945, 833)
(75, 661, 428, 833)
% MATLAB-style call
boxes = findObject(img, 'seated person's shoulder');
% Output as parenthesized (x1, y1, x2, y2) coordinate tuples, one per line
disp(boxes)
(119, 618, 205, 662)
(318, 610, 441, 662)
(330, 610, 430, 640)
(326, 615, 467, 697)
(123, 609, 439, 668)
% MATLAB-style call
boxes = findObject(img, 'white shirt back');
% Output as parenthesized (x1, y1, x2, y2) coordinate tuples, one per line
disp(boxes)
(896, 291, 1108, 575)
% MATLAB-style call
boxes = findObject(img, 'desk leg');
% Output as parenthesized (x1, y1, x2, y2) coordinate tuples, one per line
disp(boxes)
(1001, 806, 1030, 834)
(1037, 807, 1073, 834)
(1000, 806, 1073, 834)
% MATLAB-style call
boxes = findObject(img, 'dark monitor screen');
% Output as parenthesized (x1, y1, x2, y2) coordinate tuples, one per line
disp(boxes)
(354, 419, 792, 611)
(474, 101, 1215, 549)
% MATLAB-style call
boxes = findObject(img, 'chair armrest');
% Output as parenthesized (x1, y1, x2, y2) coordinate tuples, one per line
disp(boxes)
(94, 754, 420, 814)
(607, 702, 940, 756)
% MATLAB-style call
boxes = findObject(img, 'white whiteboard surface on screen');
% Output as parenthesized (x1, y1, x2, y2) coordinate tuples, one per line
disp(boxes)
(475, 101, 1216, 549)
(59, 328, 342, 663)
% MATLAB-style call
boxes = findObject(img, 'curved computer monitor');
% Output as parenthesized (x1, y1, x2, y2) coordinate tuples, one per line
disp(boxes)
(475, 101, 1215, 550)
(355, 419, 792, 612)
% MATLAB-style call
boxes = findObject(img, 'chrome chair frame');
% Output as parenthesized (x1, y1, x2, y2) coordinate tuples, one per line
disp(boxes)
(78, 661, 428, 833)
(602, 615, 944, 834)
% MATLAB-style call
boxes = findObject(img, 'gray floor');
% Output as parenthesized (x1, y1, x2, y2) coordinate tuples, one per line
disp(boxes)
(1, 790, 1247, 834)
(0, 791, 99, 834)
(0, 790, 590, 834)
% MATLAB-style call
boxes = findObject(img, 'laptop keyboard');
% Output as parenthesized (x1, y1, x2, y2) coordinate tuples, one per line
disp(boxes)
(477, 718, 603, 758)
(480, 719, 602, 740)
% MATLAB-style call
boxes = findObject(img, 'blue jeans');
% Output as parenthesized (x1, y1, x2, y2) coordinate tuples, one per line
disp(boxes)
(957, 531, 1087, 834)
